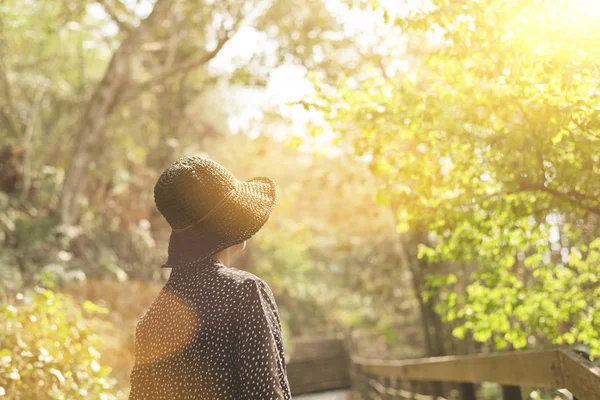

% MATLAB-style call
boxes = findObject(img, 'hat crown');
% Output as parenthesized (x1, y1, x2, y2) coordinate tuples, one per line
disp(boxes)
(154, 156, 237, 230)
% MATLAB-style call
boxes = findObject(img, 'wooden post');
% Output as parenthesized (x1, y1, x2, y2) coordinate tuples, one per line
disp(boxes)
(460, 382, 476, 400)
(369, 373, 379, 400)
(420, 380, 430, 396)
(381, 376, 390, 399)
(501, 385, 523, 400)
(399, 379, 412, 399)
(432, 380, 444, 398)
(359, 369, 369, 400)
(350, 363, 359, 399)
(409, 381, 418, 399)
(389, 377, 399, 400)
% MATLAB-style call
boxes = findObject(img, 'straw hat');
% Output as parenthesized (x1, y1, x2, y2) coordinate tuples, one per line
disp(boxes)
(154, 156, 277, 268)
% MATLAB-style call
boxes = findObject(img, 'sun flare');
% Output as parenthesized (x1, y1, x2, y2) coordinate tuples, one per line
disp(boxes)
(571, 0, 600, 17)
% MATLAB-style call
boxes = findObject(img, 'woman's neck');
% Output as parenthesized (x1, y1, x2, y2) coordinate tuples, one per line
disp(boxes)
(211, 248, 231, 266)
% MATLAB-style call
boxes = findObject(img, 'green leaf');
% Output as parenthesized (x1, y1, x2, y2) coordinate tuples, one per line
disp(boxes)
(82, 301, 108, 315)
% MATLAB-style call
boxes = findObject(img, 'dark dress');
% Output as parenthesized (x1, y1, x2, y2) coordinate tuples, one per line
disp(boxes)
(129, 259, 292, 399)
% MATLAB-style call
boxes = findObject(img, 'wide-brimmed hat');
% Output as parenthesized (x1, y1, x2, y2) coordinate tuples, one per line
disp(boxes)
(154, 156, 277, 268)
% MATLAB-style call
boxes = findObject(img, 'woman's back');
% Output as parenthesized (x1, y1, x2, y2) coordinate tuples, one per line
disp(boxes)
(130, 259, 290, 399)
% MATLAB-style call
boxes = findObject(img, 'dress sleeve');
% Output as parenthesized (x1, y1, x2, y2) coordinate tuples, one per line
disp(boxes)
(234, 278, 292, 400)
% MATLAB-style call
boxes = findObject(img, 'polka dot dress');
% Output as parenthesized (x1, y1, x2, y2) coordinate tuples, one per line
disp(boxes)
(129, 259, 292, 399)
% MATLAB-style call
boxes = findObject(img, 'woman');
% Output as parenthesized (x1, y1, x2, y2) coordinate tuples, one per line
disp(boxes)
(129, 156, 291, 399)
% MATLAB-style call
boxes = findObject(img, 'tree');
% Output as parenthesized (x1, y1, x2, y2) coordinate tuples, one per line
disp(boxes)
(312, 0, 600, 354)
(58, 0, 175, 224)
(1, 0, 358, 224)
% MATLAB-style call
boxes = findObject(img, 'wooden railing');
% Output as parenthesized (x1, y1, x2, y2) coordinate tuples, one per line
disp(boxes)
(350, 348, 600, 400)
(287, 337, 351, 395)
(285, 336, 600, 399)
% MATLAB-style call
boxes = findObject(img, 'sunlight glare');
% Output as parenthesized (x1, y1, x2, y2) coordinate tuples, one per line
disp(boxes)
(572, 0, 600, 17)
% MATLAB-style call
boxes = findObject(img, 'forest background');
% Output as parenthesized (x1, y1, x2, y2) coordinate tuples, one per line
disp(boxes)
(1, 0, 599, 398)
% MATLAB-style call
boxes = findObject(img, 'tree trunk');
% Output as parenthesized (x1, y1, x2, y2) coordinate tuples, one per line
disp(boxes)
(402, 229, 447, 398)
(407, 256, 434, 356)
(58, 0, 173, 224)
(401, 228, 448, 358)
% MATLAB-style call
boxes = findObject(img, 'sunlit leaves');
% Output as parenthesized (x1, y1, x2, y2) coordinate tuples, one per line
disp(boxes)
(82, 300, 109, 315)
(0, 289, 119, 399)
(313, 0, 600, 354)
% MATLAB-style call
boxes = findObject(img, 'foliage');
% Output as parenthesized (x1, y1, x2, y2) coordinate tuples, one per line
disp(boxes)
(0, 288, 123, 399)
(62, 279, 162, 390)
(0, 0, 374, 277)
(1, 0, 363, 224)
(311, 0, 600, 353)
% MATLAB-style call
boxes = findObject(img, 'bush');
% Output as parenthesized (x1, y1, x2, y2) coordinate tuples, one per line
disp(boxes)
(0, 288, 123, 399)
(62, 280, 163, 389)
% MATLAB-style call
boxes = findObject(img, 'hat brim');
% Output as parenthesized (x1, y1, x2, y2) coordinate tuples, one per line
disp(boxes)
(161, 176, 277, 268)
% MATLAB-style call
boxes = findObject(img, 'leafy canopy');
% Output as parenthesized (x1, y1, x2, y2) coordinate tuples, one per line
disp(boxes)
(311, 0, 600, 353)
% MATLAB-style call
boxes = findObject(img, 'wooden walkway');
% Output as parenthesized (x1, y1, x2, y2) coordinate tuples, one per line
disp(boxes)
(350, 346, 600, 400)
(287, 336, 600, 400)
(296, 390, 350, 400)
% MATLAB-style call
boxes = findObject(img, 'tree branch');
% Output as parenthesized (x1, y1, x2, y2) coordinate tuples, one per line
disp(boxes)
(58, 0, 175, 223)
(97, 0, 134, 32)
(570, 116, 600, 140)
(21, 87, 46, 200)
(123, 24, 239, 102)
(454, 183, 600, 217)
(0, 26, 22, 136)
(519, 182, 600, 216)
(12, 56, 55, 70)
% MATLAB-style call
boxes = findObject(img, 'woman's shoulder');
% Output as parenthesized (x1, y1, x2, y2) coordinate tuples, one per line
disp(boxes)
(215, 265, 271, 291)
(214, 267, 274, 300)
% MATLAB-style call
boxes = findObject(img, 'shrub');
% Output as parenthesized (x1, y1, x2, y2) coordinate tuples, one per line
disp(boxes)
(0, 288, 123, 399)
(62, 279, 162, 388)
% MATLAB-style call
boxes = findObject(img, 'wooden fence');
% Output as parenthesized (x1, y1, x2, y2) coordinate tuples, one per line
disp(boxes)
(351, 348, 600, 400)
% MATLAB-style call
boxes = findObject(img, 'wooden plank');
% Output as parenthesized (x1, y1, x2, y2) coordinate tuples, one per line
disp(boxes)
(289, 378, 351, 395)
(557, 349, 600, 400)
(353, 349, 563, 388)
(291, 380, 351, 396)
(290, 337, 348, 362)
(288, 359, 349, 377)
(295, 390, 350, 400)
(288, 358, 349, 377)
(287, 356, 350, 394)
